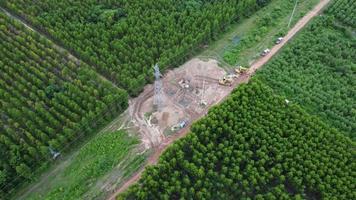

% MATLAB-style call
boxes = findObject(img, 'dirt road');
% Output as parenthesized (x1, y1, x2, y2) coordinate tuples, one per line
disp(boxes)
(108, 0, 330, 199)
(249, 0, 330, 73)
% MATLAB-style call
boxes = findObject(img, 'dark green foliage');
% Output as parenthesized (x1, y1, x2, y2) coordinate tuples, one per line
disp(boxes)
(121, 81, 355, 200)
(256, 16, 356, 139)
(327, 0, 356, 28)
(0, 13, 128, 196)
(0, 0, 272, 196)
(1, 0, 269, 95)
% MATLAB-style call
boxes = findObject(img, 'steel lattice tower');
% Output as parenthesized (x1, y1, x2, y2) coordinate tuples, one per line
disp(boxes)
(153, 64, 163, 111)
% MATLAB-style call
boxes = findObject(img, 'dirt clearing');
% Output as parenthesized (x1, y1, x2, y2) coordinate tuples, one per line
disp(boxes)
(108, 1, 331, 199)
(129, 58, 233, 149)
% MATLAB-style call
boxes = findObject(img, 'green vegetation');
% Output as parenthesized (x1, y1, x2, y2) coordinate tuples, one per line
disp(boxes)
(0, 0, 274, 197)
(121, 81, 355, 199)
(327, 0, 355, 28)
(120, 2, 356, 199)
(256, 8, 356, 139)
(24, 131, 139, 200)
(1, 0, 355, 199)
(1, 0, 271, 95)
(0, 12, 128, 197)
(222, 0, 319, 66)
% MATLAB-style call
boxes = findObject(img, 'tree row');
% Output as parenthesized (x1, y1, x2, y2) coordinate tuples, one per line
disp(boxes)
(256, 12, 356, 140)
(0, 12, 128, 196)
(121, 81, 355, 200)
(1, 0, 271, 95)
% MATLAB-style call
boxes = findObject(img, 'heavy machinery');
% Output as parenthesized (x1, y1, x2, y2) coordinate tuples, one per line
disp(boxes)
(178, 79, 190, 89)
(171, 119, 189, 131)
(199, 100, 207, 107)
(235, 66, 248, 74)
(219, 76, 233, 86)
(227, 74, 238, 79)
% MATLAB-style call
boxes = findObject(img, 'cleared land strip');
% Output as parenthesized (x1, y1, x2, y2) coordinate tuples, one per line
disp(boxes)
(108, 0, 331, 199)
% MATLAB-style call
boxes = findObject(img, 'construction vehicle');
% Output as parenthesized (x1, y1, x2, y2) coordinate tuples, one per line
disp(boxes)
(219, 76, 233, 86)
(171, 119, 189, 131)
(227, 74, 238, 79)
(199, 100, 207, 107)
(178, 79, 190, 89)
(235, 66, 248, 74)
(276, 37, 284, 44)
(261, 49, 270, 56)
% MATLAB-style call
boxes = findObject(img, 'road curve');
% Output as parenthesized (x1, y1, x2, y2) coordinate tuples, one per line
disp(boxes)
(108, 0, 331, 199)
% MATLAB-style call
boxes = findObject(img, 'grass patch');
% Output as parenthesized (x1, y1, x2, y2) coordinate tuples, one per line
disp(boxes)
(223, 0, 320, 66)
(201, 0, 320, 67)
(21, 131, 139, 200)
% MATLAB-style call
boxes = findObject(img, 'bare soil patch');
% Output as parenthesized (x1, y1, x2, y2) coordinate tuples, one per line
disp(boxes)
(108, 1, 331, 199)
(130, 58, 233, 149)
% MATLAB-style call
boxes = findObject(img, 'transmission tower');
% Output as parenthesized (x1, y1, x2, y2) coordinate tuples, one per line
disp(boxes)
(153, 64, 163, 111)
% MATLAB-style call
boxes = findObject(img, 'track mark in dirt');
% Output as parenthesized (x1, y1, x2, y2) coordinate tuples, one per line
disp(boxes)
(108, 1, 331, 199)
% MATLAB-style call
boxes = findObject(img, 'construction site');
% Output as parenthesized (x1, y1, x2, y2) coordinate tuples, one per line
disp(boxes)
(0, 0, 337, 199)
(129, 58, 249, 149)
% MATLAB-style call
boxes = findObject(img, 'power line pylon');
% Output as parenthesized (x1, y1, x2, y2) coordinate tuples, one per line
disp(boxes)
(153, 64, 163, 111)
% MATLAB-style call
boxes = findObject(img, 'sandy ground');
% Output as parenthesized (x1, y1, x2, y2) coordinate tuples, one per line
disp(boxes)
(108, 0, 331, 199)
(129, 58, 232, 149)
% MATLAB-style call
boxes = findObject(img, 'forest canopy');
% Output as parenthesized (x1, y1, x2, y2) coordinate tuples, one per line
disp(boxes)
(256, 6, 356, 139)
(120, 3, 356, 198)
(0, 0, 273, 197)
(326, 0, 355, 28)
(0, 12, 128, 196)
(121, 81, 355, 199)
(1, 0, 271, 95)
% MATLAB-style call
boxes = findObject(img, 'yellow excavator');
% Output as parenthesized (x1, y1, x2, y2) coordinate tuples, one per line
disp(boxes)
(219, 76, 233, 86)
(235, 66, 248, 74)
(219, 66, 248, 86)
